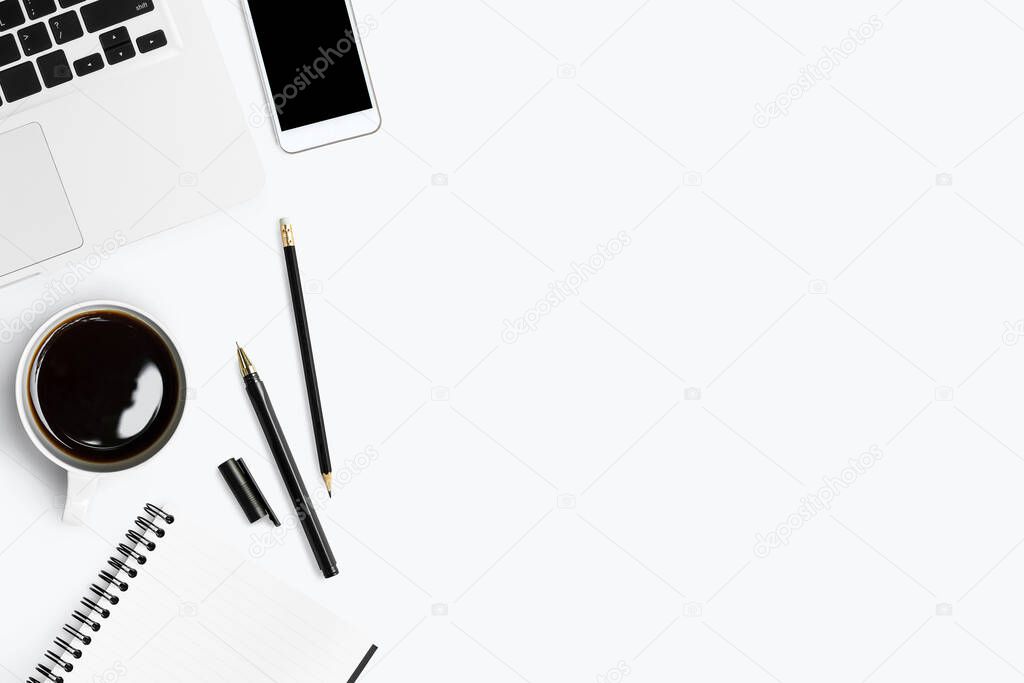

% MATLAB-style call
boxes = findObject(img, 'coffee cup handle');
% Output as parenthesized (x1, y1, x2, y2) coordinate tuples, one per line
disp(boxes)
(64, 470, 100, 525)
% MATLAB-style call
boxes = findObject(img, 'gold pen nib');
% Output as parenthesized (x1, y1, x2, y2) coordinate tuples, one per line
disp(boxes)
(280, 218, 295, 248)
(236, 343, 256, 377)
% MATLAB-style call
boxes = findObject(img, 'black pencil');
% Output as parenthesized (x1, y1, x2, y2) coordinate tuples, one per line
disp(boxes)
(280, 218, 333, 496)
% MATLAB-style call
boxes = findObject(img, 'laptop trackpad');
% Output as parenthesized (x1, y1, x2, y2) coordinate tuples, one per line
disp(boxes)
(0, 123, 83, 278)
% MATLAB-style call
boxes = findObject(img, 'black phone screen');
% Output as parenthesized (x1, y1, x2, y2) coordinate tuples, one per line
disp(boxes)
(247, 1, 373, 131)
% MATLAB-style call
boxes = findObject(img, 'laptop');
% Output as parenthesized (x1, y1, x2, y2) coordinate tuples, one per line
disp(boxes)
(0, 0, 264, 288)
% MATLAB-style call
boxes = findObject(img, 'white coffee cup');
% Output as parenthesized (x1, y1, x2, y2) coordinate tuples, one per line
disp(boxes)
(14, 301, 186, 525)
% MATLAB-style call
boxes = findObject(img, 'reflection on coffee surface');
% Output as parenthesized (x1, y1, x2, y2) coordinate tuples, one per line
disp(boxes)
(29, 311, 182, 464)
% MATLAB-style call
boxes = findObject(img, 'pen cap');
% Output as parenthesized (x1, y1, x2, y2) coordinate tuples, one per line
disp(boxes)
(218, 458, 281, 527)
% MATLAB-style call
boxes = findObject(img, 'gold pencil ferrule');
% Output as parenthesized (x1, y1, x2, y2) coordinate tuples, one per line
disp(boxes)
(280, 221, 295, 248)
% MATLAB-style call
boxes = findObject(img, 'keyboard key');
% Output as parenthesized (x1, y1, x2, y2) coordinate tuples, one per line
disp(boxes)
(58, 0, 84, 6)
(37, 48, 71, 86)
(104, 40, 133, 64)
(18, 22, 51, 55)
(80, 0, 152, 32)
(99, 23, 134, 64)
(23, 0, 56, 20)
(98, 24, 126, 49)
(0, 33, 17, 68)
(48, 10, 82, 43)
(72, 51, 102, 76)
(0, 0, 25, 30)
(136, 28, 164, 53)
(0, 61, 41, 102)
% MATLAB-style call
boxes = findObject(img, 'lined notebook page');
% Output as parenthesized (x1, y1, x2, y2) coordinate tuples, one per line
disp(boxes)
(61, 513, 375, 683)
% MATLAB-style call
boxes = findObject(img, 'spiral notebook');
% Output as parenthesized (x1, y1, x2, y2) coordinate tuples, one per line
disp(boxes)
(28, 504, 377, 683)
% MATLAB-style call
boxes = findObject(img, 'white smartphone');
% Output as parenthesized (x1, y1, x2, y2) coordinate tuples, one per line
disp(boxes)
(241, 0, 381, 153)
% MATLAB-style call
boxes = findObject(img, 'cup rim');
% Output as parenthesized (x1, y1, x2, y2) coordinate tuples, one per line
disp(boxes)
(14, 300, 187, 475)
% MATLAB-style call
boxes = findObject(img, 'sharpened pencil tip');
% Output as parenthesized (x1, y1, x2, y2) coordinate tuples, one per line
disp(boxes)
(323, 473, 332, 496)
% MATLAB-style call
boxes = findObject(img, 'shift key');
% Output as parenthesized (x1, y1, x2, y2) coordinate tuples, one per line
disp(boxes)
(80, 0, 153, 33)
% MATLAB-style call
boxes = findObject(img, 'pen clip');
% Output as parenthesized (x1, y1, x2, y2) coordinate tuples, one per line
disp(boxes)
(237, 459, 281, 526)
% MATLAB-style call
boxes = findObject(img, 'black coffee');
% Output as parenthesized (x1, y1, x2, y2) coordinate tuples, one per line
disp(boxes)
(29, 310, 184, 465)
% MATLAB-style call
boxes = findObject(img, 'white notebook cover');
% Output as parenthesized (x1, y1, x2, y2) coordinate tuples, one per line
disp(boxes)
(28, 507, 376, 683)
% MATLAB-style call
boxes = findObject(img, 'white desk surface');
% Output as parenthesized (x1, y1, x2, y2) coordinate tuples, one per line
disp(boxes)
(4, 1, 1024, 681)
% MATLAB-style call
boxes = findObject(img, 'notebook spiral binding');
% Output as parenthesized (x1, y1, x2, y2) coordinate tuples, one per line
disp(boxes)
(28, 504, 174, 683)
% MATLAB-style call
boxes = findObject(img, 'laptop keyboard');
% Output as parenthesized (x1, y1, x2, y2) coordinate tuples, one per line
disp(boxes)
(0, 0, 171, 109)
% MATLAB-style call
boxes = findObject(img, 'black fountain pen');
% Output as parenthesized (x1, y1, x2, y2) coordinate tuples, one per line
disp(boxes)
(237, 344, 339, 579)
